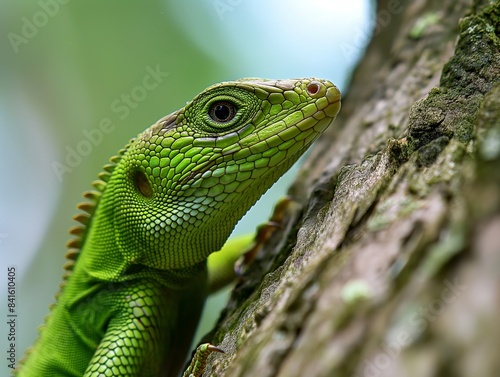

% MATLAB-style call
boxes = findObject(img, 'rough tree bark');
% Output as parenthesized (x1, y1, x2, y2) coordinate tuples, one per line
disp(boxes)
(203, 0, 500, 376)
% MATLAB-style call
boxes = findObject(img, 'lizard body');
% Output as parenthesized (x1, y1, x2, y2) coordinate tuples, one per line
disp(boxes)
(15, 78, 341, 377)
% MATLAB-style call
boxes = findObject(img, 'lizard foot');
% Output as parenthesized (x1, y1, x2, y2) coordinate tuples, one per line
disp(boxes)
(182, 343, 224, 377)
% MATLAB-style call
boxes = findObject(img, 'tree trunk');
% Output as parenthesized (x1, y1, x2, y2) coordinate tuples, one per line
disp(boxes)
(203, 1, 500, 376)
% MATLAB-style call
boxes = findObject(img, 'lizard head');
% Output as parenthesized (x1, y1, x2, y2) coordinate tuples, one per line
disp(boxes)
(87, 78, 340, 273)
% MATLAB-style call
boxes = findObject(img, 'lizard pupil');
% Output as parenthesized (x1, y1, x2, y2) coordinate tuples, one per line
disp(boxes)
(209, 101, 236, 123)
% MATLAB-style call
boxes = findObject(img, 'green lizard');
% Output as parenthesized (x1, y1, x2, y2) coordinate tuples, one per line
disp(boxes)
(15, 78, 341, 377)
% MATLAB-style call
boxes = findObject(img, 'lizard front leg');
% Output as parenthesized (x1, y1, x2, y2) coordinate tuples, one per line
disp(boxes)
(207, 195, 297, 293)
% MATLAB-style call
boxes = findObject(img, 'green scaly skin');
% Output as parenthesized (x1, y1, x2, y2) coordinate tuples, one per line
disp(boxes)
(15, 78, 341, 377)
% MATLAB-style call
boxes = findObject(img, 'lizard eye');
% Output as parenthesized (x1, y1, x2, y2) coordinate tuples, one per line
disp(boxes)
(209, 101, 237, 123)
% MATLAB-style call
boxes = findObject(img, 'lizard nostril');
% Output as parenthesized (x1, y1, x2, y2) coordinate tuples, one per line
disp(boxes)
(306, 81, 321, 95)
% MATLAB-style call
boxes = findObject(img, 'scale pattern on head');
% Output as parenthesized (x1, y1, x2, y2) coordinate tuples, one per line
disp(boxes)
(68, 78, 341, 277)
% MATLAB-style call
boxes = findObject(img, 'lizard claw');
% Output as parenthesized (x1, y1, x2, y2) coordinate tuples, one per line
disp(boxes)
(182, 343, 224, 377)
(207, 344, 225, 354)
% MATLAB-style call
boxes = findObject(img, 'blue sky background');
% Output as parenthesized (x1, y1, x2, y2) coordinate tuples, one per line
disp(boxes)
(0, 0, 372, 372)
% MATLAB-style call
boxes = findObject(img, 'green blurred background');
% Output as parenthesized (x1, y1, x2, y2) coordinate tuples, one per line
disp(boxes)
(0, 0, 372, 373)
